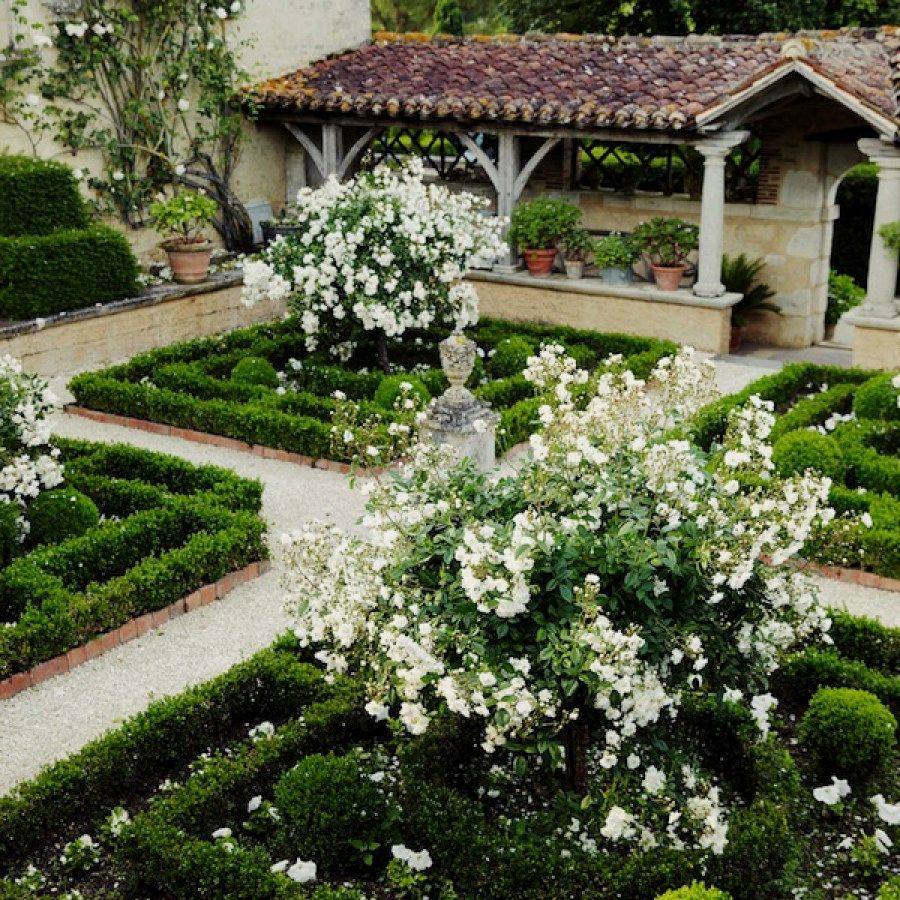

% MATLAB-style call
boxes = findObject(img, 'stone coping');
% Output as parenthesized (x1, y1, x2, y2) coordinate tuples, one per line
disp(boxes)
(66, 406, 390, 477)
(0, 559, 270, 702)
(468, 270, 742, 310)
(845, 311, 900, 333)
(0, 271, 244, 339)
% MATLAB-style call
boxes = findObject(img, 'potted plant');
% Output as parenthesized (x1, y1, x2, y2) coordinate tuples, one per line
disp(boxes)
(507, 198, 581, 277)
(150, 190, 218, 284)
(632, 216, 699, 291)
(560, 227, 593, 279)
(593, 233, 638, 285)
(722, 253, 779, 351)
(878, 220, 900, 253)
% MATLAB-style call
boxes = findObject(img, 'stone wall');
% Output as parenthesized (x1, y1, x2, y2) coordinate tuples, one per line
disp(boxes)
(0, 275, 286, 379)
(0, 0, 371, 257)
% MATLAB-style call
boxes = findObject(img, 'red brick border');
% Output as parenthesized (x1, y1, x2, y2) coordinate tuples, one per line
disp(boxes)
(66, 406, 389, 476)
(786, 558, 900, 593)
(0, 558, 272, 702)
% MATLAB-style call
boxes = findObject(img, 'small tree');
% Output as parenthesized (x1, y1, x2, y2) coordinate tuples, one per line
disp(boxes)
(242, 160, 505, 371)
(434, 0, 465, 34)
(282, 347, 833, 850)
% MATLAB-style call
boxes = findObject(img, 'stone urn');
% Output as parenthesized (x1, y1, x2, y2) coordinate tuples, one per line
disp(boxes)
(421, 331, 499, 471)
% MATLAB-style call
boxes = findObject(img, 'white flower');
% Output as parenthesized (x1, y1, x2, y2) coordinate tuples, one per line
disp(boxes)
(364, 699, 389, 721)
(211, 827, 232, 839)
(24, 93, 41, 107)
(177, 98, 190, 112)
(812, 777, 851, 806)
(247, 795, 262, 813)
(642, 766, 666, 795)
(286, 859, 316, 883)
(391, 844, 433, 871)
(870, 794, 900, 825)
(215, 6, 228, 18)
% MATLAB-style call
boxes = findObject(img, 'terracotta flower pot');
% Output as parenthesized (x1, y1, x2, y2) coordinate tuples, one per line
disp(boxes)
(165, 239, 213, 285)
(651, 264, 686, 291)
(522, 248, 557, 278)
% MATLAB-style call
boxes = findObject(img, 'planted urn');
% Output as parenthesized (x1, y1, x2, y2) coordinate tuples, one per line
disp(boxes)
(632, 217, 699, 291)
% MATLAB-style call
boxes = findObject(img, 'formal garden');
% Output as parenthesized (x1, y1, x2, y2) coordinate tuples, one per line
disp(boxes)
(1, 8, 899, 894)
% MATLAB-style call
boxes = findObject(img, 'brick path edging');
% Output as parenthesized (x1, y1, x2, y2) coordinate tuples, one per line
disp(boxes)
(788, 558, 900, 594)
(0, 558, 271, 702)
(66, 406, 388, 476)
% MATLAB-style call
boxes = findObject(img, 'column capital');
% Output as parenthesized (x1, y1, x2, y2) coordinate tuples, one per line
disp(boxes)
(693, 130, 751, 157)
(858, 138, 900, 170)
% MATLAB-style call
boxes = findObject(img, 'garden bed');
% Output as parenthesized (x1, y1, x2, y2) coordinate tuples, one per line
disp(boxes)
(0, 438, 267, 685)
(0, 617, 896, 899)
(693, 362, 900, 582)
(68, 317, 676, 469)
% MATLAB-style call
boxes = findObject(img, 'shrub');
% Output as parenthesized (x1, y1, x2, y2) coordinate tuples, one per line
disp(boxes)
(0, 226, 139, 320)
(489, 336, 535, 377)
(826, 270, 864, 326)
(507, 198, 581, 250)
(799, 687, 896, 776)
(853, 373, 900, 422)
(772, 430, 845, 480)
(272, 752, 398, 874)
(373, 373, 431, 411)
(0, 502, 18, 567)
(27, 488, 100, 546)
(708, 800, 798, 900)
(230, 356, 279, 389)
(593, 233, 638, 269)
(0, 156, 90, 237)
(879, 876, 900, 900)
(828, 610, 900, 673)
(656, 884, 732, 900)
(878, 221, 900, 252)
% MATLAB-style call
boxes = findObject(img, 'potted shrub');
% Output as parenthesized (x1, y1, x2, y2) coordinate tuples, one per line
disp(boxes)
(150, 190, 218, 284)
(560, 227, 593, 279)
(722, 253, 779, 351)
(632, 216, 699, 291)
(593, 233, 638, 285)
(507, 198, 581, 277)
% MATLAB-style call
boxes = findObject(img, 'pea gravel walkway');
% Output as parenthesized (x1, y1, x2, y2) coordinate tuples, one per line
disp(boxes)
(0, 358, 895, 794)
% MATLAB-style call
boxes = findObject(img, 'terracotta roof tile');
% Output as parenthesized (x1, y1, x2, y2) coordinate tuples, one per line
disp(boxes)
(251, 28, 899, 132)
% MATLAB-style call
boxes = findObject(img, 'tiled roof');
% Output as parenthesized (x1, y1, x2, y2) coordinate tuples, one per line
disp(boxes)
(251, 28, 899, 133)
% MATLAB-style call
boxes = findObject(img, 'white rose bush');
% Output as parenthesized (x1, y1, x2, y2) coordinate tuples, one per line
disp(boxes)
(0, 354, 62, 539)
(281, 346, 836, 858)
(242, 160, 505, 370)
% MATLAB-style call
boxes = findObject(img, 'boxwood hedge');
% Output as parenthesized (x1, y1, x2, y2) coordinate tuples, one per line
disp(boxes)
(0, 155, 90, 237)
(0, 437, 266, 679)
(69, 318, 676, 462)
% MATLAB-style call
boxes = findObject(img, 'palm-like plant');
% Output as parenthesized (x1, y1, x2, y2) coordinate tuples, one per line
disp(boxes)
(722, 253, 779, 327)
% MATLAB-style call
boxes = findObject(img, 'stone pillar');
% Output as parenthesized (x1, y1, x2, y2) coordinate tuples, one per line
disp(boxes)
(858, 139, 900, 319)
(495, 131, 520, 270)
(693, 132, 750, 298)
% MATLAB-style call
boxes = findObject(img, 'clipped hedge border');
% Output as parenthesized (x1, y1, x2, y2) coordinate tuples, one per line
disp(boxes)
(0, 155, 91, 237)
(68, 319, 676, 466)
(0, 559, 270, 702)
(0, 638, 323, 866)
(0, 439, 267, 680)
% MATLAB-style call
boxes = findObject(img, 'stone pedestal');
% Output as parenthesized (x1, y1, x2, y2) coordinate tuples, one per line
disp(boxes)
(420, 331, 499, 472)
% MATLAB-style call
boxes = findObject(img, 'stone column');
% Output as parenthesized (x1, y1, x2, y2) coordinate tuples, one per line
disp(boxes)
(693, 132, 749, 298)
(494, 131, 521, 270)
(858, 139, 900, 319)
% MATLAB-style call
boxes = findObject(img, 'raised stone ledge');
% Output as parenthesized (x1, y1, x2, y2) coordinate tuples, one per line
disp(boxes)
(468, 270, 742, 310)
(0, 271, 244, 339)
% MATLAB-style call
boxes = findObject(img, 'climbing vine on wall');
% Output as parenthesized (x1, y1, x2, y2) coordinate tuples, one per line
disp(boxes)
(0, 0, 258, 250)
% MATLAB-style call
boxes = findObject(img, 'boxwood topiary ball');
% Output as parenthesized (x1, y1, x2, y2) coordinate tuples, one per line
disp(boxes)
(655, 883, 732, 900)
(772, 430, 845, 480)
(489, 336, 535, 378)
(373, 373, 431, 411)
(230, 356, 279, 389)
(799, 687, 896, 776)
(854, 373, 900, 422)
(28, 488, 100, 546)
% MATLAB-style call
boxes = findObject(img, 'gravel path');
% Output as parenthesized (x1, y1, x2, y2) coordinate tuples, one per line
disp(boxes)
(1, 357, 895, 793)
